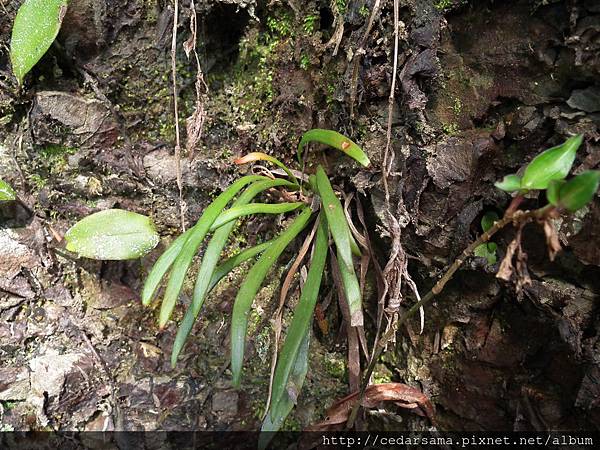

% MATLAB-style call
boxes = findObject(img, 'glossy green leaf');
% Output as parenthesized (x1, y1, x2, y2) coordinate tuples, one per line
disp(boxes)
(521, 135, 583, 190)
(315, 165, 363, 326)
(494, 174, 522, 192)
(298, 129, 370, 167)
(259, 330, 310, 449)
(209, 202, 304, 230)
(65, 209, 159, 260)
(481, 212, 499, 233)
(546, 180, 565, 207)
(231, 207, 313, 387)
(10, 0, 68, 85)
(0, 179, 16, 201)
(474, 242, 497, 265)
(269, 215, 328, 421)
(558, 170, 600, 212)
(171, 179, 297, 365)
(156, 175, 266, 328)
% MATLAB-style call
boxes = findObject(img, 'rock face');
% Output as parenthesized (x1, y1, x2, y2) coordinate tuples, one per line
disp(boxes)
(0, 0, 599, 434)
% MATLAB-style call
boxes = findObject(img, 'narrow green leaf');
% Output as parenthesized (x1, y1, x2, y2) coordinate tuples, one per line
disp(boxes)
(141, 228, 194, 306)
(170, 179, 297, 365)
(209, 202, 304, 230)
(494, 174, 522, 192)
(298, 129, 370, 167)
(65, 209, 159, 260)
(0, 179, 16, 201)
(546, 180, 565, 207)
(521, 135, 583, 190)
(269, 215, 328, 420)
(558, 170, 600, 212)
(231, 207, 313, 387)
(315, 165, 363, 326)
(207, 241, 272, 293)
(156, 175, 266, 328)
(259, 330, 310, 449)
(235, 152, 299, 185)
(481, 212, 499, 233)
(10, 0, 68, 85)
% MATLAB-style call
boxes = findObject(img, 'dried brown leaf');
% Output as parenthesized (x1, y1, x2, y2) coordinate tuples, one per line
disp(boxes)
(305, 383, 435, 431)
(543, 219, 562, 262)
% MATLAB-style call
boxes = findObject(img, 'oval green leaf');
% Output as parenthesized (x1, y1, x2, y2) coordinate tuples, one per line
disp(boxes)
(481, 212, 499, 233)
(494, 174, 522, 192)
(10, 0, 69, 85)
(558, 170, 600, 212)
(521, 135, 583, 190)
(65, 209, 159, 260)
(0, 179, 16, 201)
(546, 180, 565, 207)
(298, 129, 370, 167)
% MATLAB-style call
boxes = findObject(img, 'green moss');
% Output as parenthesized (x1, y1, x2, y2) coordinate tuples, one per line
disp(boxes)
(300, 54, 310, 70)
(435, 0, 453, 11)
(359, 5, 369, 17)
(303, 14, 319, 33)
(323, 353, 346, 379)
(442, 122, 459, 136)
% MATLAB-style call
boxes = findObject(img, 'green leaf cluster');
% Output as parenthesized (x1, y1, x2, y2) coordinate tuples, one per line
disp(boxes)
(495, 135, 599, 212)
(136, 129, 370, 443)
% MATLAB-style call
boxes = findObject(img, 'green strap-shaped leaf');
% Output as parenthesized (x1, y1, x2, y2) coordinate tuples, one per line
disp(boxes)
(269, 215, 328, 421)
(315, 165, 363, 326)
(209, 202, 304, 230)
(156, 175, 266, 327)
(141, 227, 194, 306)
(521, 135, 583, 190)
(231, 207, 313, 387)
(558, 170, 600, 212)
(10, 0, 68, 85)
(259, 330, 310, 450)
(171, 179, 297, 365)
(207, 241, 272, 293)
(297, 129, 370, 167)
(0, 179, 16, 201)
(64, 209, 159, 260)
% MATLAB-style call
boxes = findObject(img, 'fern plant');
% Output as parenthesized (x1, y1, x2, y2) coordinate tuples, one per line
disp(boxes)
(142, 129, 370, 436)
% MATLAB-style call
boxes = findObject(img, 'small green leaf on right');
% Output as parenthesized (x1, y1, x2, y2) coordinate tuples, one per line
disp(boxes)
(474, 242, 497, 265)
(10, 0, 69, 85)
(557, 170, 600, 212)
(481, 212, 499, 233)
(0, 179, 16, 201)
(494, 174, 522, 192)
(546, 180, 566, 207)
(520, 135, 583, 190)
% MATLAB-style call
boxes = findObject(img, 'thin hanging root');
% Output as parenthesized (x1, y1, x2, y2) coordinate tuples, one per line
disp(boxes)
(383, 0, 401, 201)
(170, 0, 185, 231)
(349, 0, 383, 119)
